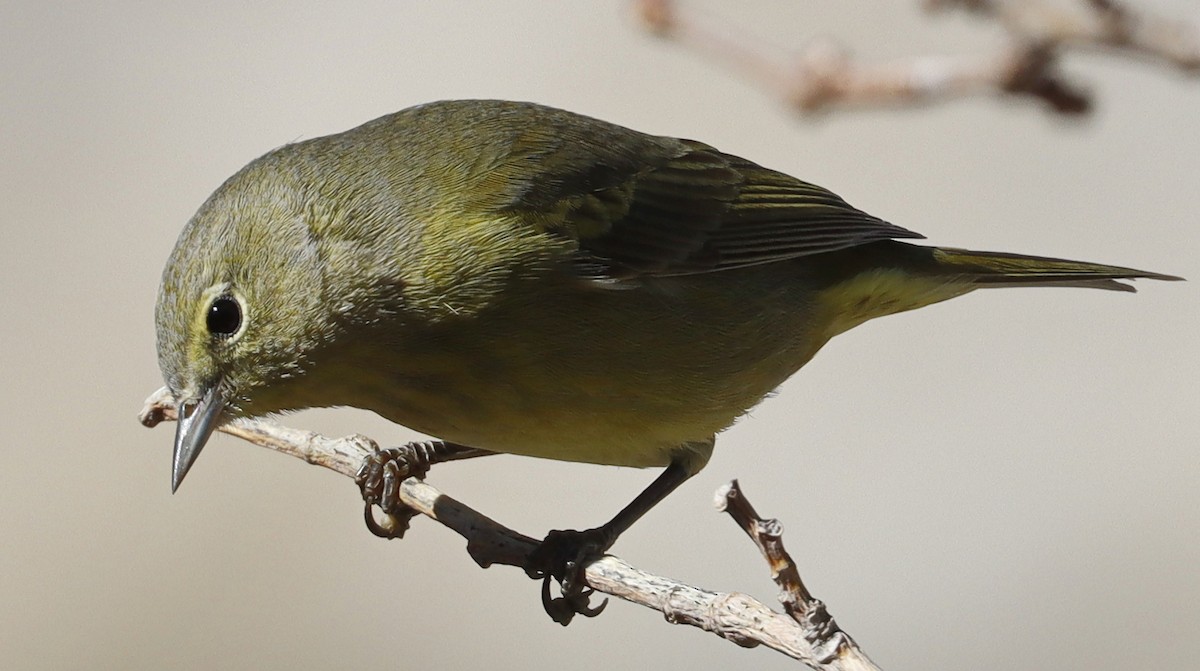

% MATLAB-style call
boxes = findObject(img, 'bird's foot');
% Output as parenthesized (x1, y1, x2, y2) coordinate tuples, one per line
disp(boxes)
(356, 444, 437, 539)
(526, 527, 613, 625)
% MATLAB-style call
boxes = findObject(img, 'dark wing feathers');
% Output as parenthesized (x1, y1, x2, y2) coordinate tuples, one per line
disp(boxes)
(698, 155, 923, 272)
(500, 124, 921, 280)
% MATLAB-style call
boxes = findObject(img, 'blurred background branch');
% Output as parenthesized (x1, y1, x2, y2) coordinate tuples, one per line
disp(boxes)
(634, 0, 1200, 114)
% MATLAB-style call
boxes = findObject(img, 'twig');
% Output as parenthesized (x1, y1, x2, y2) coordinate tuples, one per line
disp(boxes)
(716, 481, 877, 669)
(633, 0, 1200, 115)
(139, 387, 877, 668)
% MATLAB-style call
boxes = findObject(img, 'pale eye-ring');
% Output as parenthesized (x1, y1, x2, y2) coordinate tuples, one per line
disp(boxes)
(206, 295, 242, 338)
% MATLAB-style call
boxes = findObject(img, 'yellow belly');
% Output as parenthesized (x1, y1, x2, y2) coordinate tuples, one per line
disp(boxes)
(308, 263, 973, 468)
(330, 271, 822, 466)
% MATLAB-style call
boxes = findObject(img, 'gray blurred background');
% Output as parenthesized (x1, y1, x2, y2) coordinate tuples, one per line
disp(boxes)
(2, 1, 1197, 669)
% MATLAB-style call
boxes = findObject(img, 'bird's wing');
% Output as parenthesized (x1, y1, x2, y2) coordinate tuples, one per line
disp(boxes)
(500, 136, 924, 280)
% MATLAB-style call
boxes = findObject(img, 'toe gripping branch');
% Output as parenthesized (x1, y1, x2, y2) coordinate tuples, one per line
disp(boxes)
(355, 440, 611, 623)
(354, 440, 609, 623)
(526, 527, 615, 625)
(356, 441, 487, 539)
(356, 444, 692, 626)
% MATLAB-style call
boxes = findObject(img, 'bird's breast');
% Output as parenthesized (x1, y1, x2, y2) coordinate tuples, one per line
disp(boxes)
(322, 266, 829, 467)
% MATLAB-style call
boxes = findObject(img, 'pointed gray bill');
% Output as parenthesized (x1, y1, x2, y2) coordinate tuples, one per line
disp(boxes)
(172, 383, 225, 493)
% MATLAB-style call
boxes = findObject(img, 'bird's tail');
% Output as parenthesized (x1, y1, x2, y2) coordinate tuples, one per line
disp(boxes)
(812, 242, 1181, 337)
(929, 247, 1183, 293)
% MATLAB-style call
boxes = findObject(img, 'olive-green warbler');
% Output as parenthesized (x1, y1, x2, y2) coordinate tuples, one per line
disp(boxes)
(156, 100, 1178, 616)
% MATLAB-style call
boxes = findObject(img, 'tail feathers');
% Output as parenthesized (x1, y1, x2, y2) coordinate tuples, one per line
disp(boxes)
(931, 248, 1184, 293)
(813, 242, 1180, 338)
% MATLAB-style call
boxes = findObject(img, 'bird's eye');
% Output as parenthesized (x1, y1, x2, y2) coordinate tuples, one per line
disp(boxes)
(206, 295, 242, 338)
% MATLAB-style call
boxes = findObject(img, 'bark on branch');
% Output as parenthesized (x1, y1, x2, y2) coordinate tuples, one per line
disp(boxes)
(139, 387, 879, 669)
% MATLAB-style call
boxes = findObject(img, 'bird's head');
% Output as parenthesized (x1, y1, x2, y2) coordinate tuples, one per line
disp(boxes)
(155, 151, 340, 492)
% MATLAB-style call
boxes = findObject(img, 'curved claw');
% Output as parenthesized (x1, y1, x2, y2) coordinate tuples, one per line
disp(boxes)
(364, 502, 389, 537)
(363, 502, 413, 539)
(541, 574, 573, 625)
(357, 447, 418, 540)
(572, 589, 609, 618)
(527, 527, 616, 623)
(540, 575, 608, 625)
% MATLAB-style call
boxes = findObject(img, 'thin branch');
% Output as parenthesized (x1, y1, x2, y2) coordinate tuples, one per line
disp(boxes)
(139, 387, 876, 668)
(633, 0, 1200, 115)
(716, 480, 875, 669)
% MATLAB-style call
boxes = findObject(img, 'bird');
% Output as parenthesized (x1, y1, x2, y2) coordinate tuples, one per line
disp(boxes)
(155, 99, 1180, 621)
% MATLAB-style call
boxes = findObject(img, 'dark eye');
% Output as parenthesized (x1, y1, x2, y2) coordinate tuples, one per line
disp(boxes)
(206, 295, 242, 338)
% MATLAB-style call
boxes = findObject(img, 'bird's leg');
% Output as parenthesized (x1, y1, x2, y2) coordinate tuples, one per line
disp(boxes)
(527, 457, 697, 625)
(357, 441, 494, 539)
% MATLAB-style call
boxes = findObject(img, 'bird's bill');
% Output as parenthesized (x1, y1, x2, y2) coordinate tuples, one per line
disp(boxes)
(172, 383, 225, 493)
